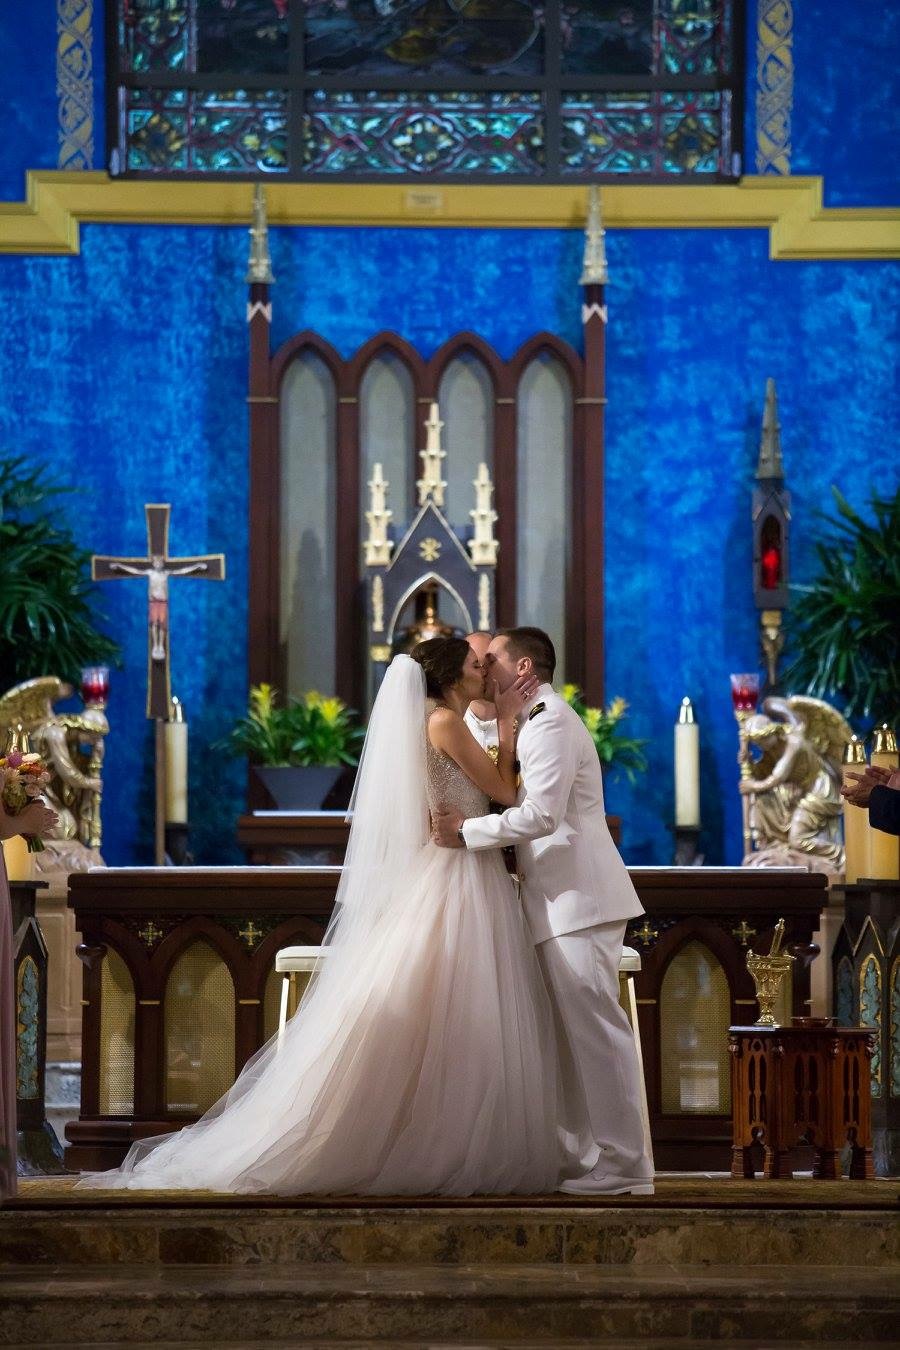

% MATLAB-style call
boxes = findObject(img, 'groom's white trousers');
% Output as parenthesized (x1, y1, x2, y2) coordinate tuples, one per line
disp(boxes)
(536, 920, 654, 1180)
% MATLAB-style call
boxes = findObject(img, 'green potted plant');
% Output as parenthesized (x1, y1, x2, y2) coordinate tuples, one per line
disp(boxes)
(784, 486, 900, 728)
(560, 685, 648, 781)
(221, 683, 366, 809)
(0, 455, 120, 688)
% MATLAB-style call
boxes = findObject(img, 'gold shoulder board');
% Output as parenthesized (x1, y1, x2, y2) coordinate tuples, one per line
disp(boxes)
(528, 702, 546, 721)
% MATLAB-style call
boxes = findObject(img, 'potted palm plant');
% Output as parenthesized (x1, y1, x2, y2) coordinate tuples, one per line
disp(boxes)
(784, 487, 900, 727)
(0, 455, 120, 687)
(221, 684, 365, 809)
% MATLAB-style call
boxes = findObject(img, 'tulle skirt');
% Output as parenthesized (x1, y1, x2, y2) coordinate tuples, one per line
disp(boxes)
(77, 844, 589, 1196)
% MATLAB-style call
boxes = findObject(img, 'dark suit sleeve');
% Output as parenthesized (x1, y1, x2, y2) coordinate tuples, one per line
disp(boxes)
(869, 785, 900, 836)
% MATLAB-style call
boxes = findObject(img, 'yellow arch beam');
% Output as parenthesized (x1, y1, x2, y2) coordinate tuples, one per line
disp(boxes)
(1, 171, 898, 260)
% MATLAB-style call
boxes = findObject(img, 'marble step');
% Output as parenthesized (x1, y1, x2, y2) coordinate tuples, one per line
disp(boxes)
(0, 1342, 886, 1350)
(0, 1262, 895, 1345)
(2, 1203, 897, 1270)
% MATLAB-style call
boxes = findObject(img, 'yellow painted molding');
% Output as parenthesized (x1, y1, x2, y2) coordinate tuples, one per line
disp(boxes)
(1, 171, 898, 260)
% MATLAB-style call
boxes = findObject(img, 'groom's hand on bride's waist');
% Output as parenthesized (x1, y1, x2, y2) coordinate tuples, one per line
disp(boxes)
(432, 807, 466, 848)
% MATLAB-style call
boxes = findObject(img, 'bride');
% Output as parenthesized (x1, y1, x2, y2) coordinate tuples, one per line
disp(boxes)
(77, 638, 592, 1195)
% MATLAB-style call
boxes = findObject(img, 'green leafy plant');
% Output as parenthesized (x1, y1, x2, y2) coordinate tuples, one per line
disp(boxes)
(784, 487, 900, 727)
(560, 684, 648, 781)
(220, 684, 365, 767)
(0, 455, 120, 689)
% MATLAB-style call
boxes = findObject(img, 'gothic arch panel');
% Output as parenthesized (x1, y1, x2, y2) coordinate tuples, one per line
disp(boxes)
(659, 939, 731, 1116)
(360, 351, 415, 530)
(164, 939, 236, 1115)
(439, 352, 494, 529)
(387, 571, 473, 646)
(99, 948, 136, 1116)
(859, 953, 883, 1098)
(516, 353, 573, 675)
(280, 349, 337, 696)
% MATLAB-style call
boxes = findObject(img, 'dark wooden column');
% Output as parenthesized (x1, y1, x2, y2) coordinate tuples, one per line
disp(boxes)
(493, 385, 518, 628)
(336, 378, 361, 709)
(578, 188, 608, 707)
(247, 279, 277, 690)
(578, 293, 606, 704)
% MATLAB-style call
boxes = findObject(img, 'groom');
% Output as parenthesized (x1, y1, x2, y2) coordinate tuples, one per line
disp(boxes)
(433, 627, 654, 1196)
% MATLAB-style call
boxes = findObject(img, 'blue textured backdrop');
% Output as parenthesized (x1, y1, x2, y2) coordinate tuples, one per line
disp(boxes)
(0, 3, 898, 866)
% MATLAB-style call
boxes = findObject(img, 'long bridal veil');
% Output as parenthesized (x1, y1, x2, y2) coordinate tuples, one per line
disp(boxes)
(319, 652, 429, 946)
(78, 655, 432, 1189)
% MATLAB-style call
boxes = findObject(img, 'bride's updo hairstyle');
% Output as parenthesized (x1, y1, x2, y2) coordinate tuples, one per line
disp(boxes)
(410, 636, 471, 698)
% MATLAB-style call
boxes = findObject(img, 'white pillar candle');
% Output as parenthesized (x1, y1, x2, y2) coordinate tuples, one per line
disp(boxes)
(841, 735, 868, 884)
(674, 697, 700, 828)
(165, 696, 188, 824)
(1, 834, 33, 882)
(868, 724, 899, 880)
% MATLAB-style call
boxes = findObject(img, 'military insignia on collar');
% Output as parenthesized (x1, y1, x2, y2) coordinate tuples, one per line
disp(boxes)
(527, 702, 546, 721)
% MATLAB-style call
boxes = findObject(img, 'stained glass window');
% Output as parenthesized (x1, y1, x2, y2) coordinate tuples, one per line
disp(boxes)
(111, 0, 741, 180)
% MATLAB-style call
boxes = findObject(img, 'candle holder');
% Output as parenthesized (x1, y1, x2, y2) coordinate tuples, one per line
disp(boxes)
(164, 821, 192, 867)
(80, 665, 110, 709)
(730, 673, 760, 857)
(746, 918, 794, 1026)
(670, 823, 703, 866)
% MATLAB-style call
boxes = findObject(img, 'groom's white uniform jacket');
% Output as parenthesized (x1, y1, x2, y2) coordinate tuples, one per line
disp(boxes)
(462, 683, 644, 944)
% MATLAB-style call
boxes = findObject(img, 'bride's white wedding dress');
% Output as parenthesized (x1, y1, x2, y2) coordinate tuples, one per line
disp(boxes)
(77, 658, 589, 1196)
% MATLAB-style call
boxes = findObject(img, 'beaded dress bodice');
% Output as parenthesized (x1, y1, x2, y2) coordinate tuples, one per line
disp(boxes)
(425, 701, 490, 819)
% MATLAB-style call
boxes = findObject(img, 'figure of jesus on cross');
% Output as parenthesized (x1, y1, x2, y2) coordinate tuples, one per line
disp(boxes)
(93, 504, 225, 720)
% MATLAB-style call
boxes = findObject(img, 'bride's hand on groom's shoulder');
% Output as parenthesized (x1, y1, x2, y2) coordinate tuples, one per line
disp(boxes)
(494, 673, 540, 725)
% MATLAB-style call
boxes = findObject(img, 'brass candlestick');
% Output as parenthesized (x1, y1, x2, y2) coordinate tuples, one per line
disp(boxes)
(746, 918, 794, 1027)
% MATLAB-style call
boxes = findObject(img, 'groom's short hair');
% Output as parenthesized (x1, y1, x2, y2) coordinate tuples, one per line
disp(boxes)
(497, 627, 556, 680)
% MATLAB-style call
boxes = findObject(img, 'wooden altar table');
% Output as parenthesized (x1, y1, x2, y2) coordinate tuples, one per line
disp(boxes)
(66, 865, 827, 1171)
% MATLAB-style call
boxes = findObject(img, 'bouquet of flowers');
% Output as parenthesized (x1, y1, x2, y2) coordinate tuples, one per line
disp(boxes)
(0, 748, 51, 852)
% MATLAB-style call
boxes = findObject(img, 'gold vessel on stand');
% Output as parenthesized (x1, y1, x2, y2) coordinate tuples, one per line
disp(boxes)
(746, 918, 795, 1026)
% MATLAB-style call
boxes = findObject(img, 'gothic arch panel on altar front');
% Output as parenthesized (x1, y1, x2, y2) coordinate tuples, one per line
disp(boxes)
(659, 938, 732, 1117)
(164, 940, 236, 1116)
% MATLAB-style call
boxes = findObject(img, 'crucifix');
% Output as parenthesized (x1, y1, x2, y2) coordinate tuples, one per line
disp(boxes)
(93, 503, 226, 719)
(93, 503, 225, 863)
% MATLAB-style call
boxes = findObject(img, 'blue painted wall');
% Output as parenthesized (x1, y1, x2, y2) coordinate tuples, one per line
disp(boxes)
(0, 4, 897, 866)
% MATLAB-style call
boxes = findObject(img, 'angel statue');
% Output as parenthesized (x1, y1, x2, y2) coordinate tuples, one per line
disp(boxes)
(739, 695, 852, 877)
(0, 676, 107, 874)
